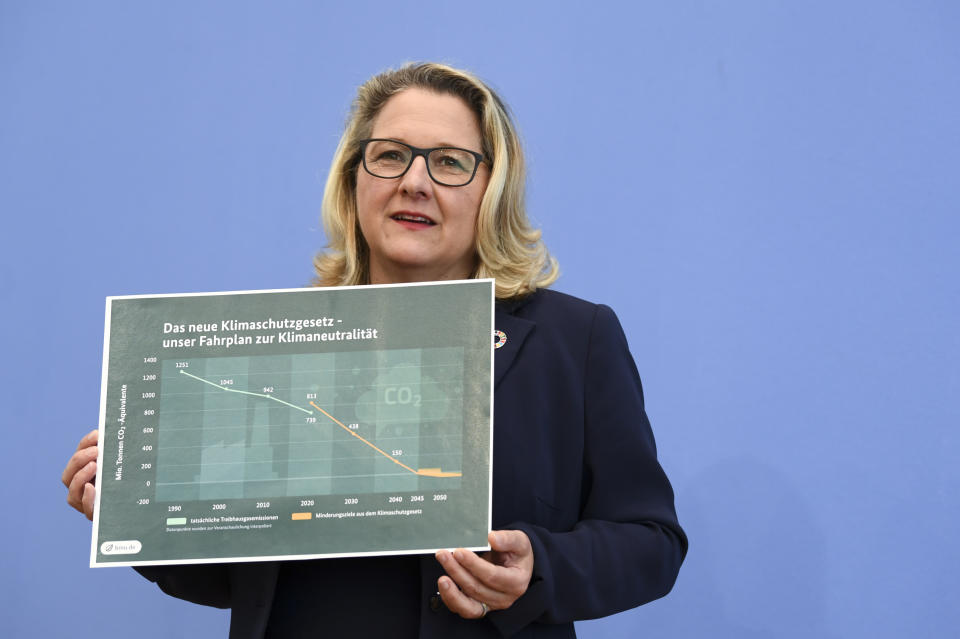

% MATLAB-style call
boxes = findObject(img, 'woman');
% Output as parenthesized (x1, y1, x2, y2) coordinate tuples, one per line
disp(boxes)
(63, 62, 686, 638)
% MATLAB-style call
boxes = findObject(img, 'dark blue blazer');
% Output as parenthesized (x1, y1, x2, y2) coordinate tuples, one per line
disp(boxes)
(136, 289, 687, 638)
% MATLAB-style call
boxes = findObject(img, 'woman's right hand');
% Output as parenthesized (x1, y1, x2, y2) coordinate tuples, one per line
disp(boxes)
(62, 429, 99, 521)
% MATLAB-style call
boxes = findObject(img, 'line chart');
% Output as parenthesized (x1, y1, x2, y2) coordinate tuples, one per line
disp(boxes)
(178, 370, 313, 414)
(174, 368, 462, 479)
(154, 350, 465, 502)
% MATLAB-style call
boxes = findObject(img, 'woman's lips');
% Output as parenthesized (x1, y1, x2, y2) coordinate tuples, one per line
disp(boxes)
(390, 212, 436, 228)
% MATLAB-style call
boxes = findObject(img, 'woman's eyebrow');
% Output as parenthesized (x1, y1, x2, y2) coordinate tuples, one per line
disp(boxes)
(378, 136, 476, 149)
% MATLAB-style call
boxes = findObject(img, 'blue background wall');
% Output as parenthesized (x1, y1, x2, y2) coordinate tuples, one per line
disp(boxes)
(2, 2, 957, 637)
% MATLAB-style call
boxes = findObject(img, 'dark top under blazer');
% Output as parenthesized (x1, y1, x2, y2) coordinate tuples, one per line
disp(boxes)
(135, 289, 688, 638)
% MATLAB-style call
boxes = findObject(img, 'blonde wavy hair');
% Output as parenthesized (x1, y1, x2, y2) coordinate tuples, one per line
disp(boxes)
(312, 62, 558, 299)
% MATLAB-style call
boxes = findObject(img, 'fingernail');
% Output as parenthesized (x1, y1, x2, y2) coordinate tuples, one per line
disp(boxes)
(490, 532, 499, 545)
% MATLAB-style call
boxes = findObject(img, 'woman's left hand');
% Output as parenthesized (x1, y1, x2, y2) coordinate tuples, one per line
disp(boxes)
(435, 529, 534, 619)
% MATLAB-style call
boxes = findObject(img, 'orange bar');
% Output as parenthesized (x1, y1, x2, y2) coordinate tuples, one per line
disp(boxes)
(291, 512, 312, 521)
(417, 469, 463, 478)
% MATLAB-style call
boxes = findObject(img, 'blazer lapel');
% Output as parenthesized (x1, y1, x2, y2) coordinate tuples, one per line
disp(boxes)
(493, 309, 535, 388)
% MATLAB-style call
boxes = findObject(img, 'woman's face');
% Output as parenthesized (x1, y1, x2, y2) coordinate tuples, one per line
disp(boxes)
(356, 88, 489, 284)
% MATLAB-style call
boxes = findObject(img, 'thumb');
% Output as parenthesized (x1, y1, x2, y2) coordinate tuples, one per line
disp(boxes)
(489, 529, 529, 553)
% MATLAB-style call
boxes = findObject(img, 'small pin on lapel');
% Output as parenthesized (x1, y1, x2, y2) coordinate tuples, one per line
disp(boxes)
(494, 330, 507, 349)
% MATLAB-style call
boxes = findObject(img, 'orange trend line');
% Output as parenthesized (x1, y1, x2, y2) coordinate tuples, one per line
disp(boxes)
(308, 401, 462, 477)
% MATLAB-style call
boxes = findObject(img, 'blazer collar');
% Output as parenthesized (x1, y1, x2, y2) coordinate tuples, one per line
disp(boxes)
(493, 297, 536, 388)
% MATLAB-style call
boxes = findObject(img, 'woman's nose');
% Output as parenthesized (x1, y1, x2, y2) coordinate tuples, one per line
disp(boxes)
(399, 155, 433, 197)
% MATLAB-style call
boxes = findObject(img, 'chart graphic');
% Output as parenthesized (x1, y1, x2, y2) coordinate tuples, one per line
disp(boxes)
(155, 349, 464, 502)
(91, 281, 492, 567)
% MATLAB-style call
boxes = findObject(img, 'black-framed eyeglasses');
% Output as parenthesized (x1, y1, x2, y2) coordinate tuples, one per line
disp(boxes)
(359, 138, 486, 187)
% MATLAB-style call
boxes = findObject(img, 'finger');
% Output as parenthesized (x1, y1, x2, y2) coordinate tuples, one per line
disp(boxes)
(436, 550, 512, 609)
(62, 432, 99, 487)
(67, 459, 97, 510)
(449, 546, 528, 599)
(437, 575, 488, 620)
(82, 482, 97, 521)
(76, 429, 99, 452)
(67, 460, 97, 512)
(60, 446, 97, 488)
(62, 445, 99, 488)
(489, 530, 533, 557)
(488, 530, 535, 574)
